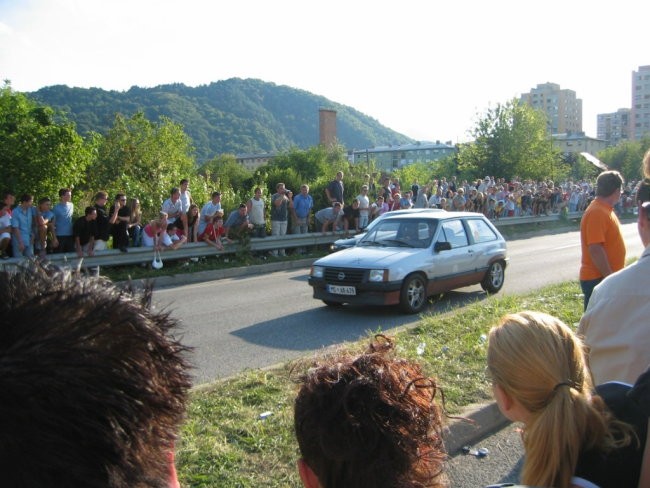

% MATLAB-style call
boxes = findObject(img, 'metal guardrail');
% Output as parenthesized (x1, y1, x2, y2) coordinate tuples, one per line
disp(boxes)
(0, 212, 583, 269)
(0, 232, 346, 269)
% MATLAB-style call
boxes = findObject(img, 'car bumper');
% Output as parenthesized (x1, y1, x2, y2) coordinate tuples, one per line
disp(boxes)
(308, 278, 402, 306)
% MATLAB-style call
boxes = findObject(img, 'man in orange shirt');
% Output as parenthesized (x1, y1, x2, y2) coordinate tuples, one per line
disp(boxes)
(579, 170, 625, 310)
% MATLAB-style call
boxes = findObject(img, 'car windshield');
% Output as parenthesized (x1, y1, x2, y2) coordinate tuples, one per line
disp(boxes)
(359, 218, 438, 249)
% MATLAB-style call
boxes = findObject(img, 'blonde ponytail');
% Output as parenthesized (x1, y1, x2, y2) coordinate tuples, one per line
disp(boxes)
(487, 311, 629, 488)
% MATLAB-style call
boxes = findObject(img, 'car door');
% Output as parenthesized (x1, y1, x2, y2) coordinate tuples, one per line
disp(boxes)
(463, 217, 502, 273)
(427, 218, 479, 291)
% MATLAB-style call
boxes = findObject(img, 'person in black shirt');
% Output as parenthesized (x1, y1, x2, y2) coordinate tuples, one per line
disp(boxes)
(109, 193, 131, 252)
(73, 206, 97, 257)
(93, 191, 110, 251)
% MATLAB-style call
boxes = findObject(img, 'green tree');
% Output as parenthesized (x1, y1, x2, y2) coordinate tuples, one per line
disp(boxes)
(88, 112, 202, 215)
(597, 136, 650, 182)
(198, 153, 253, 191)
(0, 82, 93, 200)
(458, 99, 561, 181)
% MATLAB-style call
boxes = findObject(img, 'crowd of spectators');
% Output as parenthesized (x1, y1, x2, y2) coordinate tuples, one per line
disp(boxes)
(1, 171, 644, 260)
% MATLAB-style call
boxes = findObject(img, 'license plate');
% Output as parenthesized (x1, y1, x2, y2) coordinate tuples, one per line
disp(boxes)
(327, 284, 356, 295)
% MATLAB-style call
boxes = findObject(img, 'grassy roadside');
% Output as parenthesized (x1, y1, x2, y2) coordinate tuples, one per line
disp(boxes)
(176, 280, 584, 488)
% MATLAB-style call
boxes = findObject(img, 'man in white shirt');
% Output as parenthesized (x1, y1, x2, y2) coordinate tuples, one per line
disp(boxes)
(198, 191, 223, 236)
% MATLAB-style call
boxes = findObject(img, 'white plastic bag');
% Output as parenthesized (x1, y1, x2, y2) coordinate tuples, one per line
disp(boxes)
(151, 249, 163, 269)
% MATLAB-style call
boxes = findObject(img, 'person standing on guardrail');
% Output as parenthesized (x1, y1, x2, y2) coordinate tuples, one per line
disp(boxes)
(270, 183, 291, 257)
(579, 170, 626, 311)
(73, 206, 97, 257)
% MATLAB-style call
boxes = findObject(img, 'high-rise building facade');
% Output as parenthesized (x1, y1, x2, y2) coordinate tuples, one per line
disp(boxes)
(520, 82, 583, 134)
(632, 65, 650, 140)
(597, 108, 631, 146)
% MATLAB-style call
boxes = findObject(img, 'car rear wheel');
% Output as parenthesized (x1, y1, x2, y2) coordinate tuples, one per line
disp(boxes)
(399, 274, 427, 314)
(481, 260, 505, 293)
(322, 300, 343, 307)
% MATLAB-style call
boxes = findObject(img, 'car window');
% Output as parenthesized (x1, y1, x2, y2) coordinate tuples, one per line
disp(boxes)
(438, 219, 468, 248)
(465, 218, 498, 244)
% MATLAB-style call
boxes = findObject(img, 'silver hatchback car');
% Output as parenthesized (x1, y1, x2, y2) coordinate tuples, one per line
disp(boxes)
(308, 212, 508, 314)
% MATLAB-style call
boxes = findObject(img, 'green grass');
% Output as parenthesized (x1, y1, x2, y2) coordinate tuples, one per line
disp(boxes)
(176, 280, 584, 487)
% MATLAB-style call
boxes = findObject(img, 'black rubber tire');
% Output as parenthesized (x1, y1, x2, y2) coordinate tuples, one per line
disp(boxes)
(481, 260, 505, 293)
(399, 274, 427, 314)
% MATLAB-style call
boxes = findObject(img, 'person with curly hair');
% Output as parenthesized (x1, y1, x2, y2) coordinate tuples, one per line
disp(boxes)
(487, 311, 647, 488)
(294, 335, 448, 488)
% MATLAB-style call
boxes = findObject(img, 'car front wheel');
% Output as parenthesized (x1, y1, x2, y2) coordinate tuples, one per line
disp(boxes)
(399, 274, 427, 314)
(481, 260, 505, 293)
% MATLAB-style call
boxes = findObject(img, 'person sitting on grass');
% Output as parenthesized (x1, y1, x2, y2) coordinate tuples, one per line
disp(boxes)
(293, 335, 448, 488)
(487, 311, 648, 488)
(199, 212, 232, 251)
(0, 265, 191, 487)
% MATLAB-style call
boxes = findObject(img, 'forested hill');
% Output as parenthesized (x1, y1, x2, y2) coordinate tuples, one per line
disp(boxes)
(30, 78, 414, 162)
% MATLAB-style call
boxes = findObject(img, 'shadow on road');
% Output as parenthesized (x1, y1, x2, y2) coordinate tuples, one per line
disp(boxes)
(229, 287, 488, 351)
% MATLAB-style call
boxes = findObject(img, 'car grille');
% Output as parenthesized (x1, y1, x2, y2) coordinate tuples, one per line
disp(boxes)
(324, 267, 365, 284)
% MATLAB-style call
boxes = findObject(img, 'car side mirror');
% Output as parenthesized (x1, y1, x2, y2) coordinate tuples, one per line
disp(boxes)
(434, 241, 452, 252)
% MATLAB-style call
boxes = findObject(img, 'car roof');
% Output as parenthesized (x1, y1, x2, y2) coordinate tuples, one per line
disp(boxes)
(380, 211, 485, 221)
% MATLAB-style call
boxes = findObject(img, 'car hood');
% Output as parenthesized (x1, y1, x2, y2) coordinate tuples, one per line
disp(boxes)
(314, 246, 421, 267)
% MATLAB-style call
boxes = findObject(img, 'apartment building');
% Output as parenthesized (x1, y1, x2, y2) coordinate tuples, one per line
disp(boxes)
(632, 65, 650, 140)
(520, 82, 583, 135)
(597, 108, 631, 146)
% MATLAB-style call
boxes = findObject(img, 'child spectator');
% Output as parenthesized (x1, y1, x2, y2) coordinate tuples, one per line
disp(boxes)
(199, 212, 231, 250)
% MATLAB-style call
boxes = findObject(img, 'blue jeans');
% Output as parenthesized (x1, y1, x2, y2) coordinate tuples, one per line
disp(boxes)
(580, 278, 602, 311)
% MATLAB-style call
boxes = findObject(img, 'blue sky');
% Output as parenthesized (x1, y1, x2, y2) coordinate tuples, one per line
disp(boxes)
(1, 0, 647, 142)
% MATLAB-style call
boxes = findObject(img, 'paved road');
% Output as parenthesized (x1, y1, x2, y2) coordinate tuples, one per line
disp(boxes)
(155, 222, 643, 385)
(447, 421, 524, 487)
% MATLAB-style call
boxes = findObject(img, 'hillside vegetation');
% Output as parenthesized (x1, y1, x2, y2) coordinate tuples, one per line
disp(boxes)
(30, 78, 414, 162)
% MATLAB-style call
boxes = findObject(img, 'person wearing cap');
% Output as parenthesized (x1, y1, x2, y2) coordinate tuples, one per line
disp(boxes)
(198, 191, 223, 236)
(224, 203, 253, 240)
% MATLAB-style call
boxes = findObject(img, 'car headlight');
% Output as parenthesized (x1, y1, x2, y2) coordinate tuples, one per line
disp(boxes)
(311, 265, 324, 278)
(368, 269, 387, 282)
